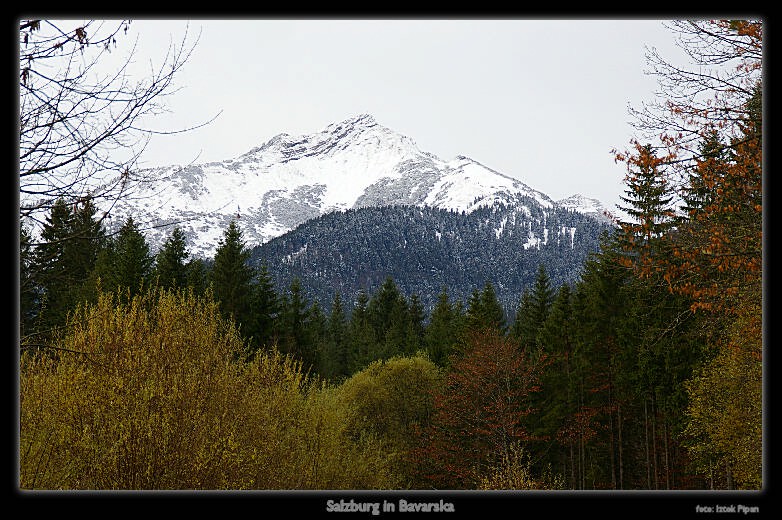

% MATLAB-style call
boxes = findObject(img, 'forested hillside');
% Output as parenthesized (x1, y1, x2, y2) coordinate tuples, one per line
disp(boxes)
(250, 200, 612, 314)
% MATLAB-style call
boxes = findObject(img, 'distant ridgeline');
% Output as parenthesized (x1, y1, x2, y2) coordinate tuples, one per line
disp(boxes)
(249, 199, 615, 317)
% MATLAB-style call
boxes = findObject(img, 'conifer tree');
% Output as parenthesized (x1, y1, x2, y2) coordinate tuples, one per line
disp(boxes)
(348, 289, 376, 374)
(184, 258, 210, 296)
(34, 199, 76, 330)
(367, 277, 409, 359)
(614, 144, 679, 314)
(34, 198, 108, 333)
(305, 299, 328, 376)
(465, 282, 505, 334)
(511, 266, 553, 350)
(405, 293, 426, 355)
(20, 224, 39, 339)
(510, 289, 533, 345)
(154, 226, 189, 291)
(529, 283, 578, 482)
(98, 216, 153, 299)
(681, 129, 727, 218)
(278, 277, 312, 367)
(247, 262, 279, 354)
(61, 198, 109, 307)
(210, 219, 254, 330)
(424, 287, 461, 367)
(320, 292, 349, 380)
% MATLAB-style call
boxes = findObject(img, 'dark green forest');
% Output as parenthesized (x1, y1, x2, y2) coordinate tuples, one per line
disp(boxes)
(249, 201, 612, 314)
(18, 19, 762, 493)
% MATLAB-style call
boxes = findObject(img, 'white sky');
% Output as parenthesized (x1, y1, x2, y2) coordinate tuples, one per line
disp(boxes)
(101, 18, 690, 212)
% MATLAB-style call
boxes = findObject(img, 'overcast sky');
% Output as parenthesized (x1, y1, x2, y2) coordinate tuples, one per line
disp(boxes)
(107, 18, 690, 212)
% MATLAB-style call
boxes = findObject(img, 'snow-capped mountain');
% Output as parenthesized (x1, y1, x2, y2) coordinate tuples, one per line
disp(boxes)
(89, 114, 612, 258)
(555, 194, 616, 225)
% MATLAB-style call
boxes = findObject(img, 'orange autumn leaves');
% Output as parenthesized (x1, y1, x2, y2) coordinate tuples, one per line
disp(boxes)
(613, 20, 762, 315)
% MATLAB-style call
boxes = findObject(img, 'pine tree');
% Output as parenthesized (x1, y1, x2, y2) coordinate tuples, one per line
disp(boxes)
(321, 292, 349, 380)
(210, 219, 254, 330)
(154, 227, 189, 291)
(465, 282, 505, 334)
(278, 277, 312, 366)
(348, 289, 376, 374)
(101, 216, 153, 299)
(247, 262, 279, 355)
(511, 266, 553, 350)
(424, 287, 461, 367)
(34, 198, 108, 333)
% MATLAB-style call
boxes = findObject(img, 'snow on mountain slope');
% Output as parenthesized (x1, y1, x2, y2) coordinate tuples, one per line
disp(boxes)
(555, 194, 616, 225)
(28, 114, 612, 258)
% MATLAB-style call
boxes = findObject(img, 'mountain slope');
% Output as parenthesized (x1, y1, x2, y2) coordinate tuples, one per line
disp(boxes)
(73, 113, 613, 258)
(251, 201, 614, 315)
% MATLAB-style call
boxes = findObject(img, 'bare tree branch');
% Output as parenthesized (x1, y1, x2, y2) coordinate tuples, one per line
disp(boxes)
(18, 20, 218, 227)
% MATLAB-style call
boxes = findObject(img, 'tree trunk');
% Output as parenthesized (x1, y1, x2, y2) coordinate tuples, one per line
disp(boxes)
(651, 393, 658, 490)
(663, 417, 670, 490)
(618, 403, 624, 490)
(608, 383, 616, 489)
(644, 397, 651, 489)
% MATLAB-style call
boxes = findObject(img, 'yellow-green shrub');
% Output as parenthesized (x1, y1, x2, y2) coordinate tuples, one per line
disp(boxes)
(336, 353, 443, 485)
(477, 442, 564, 490)
(19, 287, 398, 490)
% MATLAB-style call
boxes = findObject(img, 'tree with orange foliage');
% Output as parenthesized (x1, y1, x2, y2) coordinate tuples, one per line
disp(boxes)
(409, 330, 550, 489)
(613, 19, 762, 489)
(613, 20, 762, 315)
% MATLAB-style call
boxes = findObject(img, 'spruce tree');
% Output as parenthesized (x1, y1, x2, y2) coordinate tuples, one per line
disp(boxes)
(210, 219, 254, 330)
(529, 283, 578, 482)
(305, 299, 328, 376)
(185, 258, 210, 296)
(34, 199, 75, 331)
(19, 224, 39, 340)
(154, 227, 189, 291)
(34, 198, 108, 333)
(367, 277, 409, 360)
(405, 293, 426, 356)
(247, 262, 279, 354)
(510, 289, 533, 345)
(97, 216, 153, 299)
(466, 282, 506, 334)
(480, 282, 506, 334)
(321, 292, 349, 380)
(348, 289, 375, 373)
(512, 265, 554, 350)
(616, 143, 676, 272)
(278, 277, 310, 364)
(424, 287, 461, 367)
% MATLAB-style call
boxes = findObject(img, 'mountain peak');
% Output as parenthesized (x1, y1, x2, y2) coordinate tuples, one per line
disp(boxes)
(325, 113, 377, 132)
(348, 113, 376, 125)
(58, 115, 611, 258)
(556, 194, 616, 225)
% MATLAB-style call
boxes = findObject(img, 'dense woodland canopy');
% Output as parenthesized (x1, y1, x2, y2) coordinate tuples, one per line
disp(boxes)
(249, 201, 611, 315)
(18, 20, 762, 493)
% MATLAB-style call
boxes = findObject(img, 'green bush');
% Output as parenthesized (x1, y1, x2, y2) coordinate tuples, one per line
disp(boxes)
(19, 287, 397, 490)
(336, 353, 443, 485)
